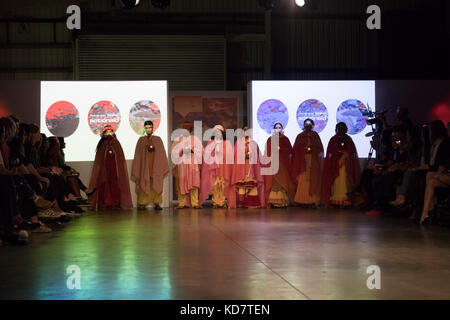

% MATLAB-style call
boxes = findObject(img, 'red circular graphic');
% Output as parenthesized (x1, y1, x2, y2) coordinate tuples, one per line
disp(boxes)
(88, 100, 121, 135)
(45, 101, 80, 137)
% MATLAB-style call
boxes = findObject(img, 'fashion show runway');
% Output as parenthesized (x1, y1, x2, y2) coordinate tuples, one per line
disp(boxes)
(1, 208, 450, 300)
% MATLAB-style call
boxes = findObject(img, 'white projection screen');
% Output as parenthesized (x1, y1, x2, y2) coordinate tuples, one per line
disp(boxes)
(40, 81, 168, 161)
(249, 81, 376, 158)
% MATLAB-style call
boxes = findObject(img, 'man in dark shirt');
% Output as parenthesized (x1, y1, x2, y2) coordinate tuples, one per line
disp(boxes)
(366, 126, 410, 215)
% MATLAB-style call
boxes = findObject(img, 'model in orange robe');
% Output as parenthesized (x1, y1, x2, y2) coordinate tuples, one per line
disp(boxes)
(88, 127, 133, 210)
(131, 120, 169, 210)
(321, 122, 361, 207)
(291, 119, 324, 206)
(171, 123, 203, 209)
(264, 123, 295, 208)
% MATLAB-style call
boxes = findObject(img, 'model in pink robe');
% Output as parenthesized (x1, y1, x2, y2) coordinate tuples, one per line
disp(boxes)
(171, 133, 203, 207)
(199, 138, 235, 208)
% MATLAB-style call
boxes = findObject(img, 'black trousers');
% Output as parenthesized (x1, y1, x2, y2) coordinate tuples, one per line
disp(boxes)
(11, 175, 38, 220)
(410, 170, 428, 212)
(43, 174, 75, 208)
(0, 175, 18, 232)
(22, 174, 46, 197)
(373, 170, 404, 209)
(357, 168, 375, 206)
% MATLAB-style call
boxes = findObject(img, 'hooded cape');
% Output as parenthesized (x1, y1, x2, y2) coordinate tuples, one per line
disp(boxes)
(291, 131, 324, 197)
(321, 134, 360, 206)
(263, 133, 295, 206)
(89, 137, 133, 209)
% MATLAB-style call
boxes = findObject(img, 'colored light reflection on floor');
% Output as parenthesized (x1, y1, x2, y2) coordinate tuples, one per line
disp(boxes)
(32, 212, 172, 300)
(3, 207, 450, 300)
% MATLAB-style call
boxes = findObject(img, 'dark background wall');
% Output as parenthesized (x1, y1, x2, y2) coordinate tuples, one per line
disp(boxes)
(0, 1, 448, 127)
(0, 80, 39, 123)
(376, 81, 450, 126)
(0, 0, 449, 87)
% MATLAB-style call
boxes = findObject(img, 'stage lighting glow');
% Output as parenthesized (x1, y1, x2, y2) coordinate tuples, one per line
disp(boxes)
(0, 99, 10, 117)
(429, 102, 450, 124)
(295, 0, 305, 7)
(120, 0, 141, 9)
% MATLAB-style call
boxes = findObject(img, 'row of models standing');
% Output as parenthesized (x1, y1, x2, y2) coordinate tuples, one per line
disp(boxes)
(86, 119, 361, 210)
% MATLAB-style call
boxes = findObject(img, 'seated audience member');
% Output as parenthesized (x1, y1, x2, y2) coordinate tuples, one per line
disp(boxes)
(420, 120, 450, 224)
(57, 137, 88, 200)
(389, 124, 424, 208)
(13, 120, 78, 218)
(0, 118, 24, 241)
(420, 169, 450, 225)
(43, 136, 84, 213)
(24, 127, 80, 215)
(321, 122, 361, 208)
(12, 123, 73, 217)
(9, 123, 48, 193)
(0, 117, 53, 234)
(353, 114, 394, 209)
(365, 126, 412, 215)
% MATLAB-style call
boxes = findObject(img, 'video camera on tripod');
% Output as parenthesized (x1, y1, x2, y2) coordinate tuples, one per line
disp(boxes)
(363, 104, 388, 161)
(365, 105, 388, 127)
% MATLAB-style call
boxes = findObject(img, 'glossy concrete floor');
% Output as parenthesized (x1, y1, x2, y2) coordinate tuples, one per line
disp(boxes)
(1, 207, 450, 300)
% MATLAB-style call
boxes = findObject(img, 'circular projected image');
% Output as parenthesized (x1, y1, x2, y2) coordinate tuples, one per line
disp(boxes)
(257, 99, 289, 134)
(336, 99, 369, 135)
(296, 99, 328, 133)
(45, 101, 80, 137)
(88, 100, 121, 135)
(129, 100, 161, 135)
